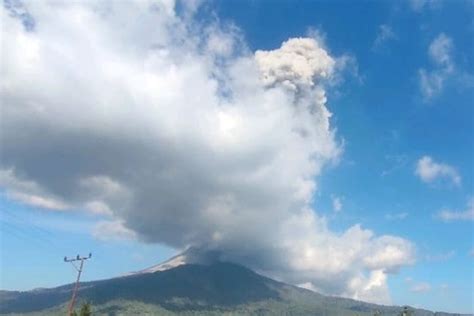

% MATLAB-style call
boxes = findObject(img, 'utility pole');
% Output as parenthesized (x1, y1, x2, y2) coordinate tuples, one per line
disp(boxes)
(64, 253, 92, 316)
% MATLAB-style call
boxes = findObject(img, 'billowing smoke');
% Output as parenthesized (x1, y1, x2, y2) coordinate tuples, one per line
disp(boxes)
(0, 0, 414, 304)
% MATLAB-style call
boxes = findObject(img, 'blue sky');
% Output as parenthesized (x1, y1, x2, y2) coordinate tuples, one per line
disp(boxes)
(1, 0, 473, 313)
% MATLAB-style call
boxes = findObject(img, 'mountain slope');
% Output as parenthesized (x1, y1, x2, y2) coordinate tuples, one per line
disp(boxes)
(0, 262, 465, 316)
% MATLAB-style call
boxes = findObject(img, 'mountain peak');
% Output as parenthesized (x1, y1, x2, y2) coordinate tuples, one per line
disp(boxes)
(129, 247, 222, 275)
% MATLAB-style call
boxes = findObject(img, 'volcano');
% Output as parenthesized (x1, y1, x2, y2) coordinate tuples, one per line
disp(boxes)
(0, 251, 465, 315)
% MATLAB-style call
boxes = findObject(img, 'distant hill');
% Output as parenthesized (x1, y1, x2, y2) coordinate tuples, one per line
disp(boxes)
(0, 261, 467, 315)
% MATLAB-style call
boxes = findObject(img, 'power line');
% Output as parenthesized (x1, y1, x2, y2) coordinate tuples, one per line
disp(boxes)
(64, 253, 92, 316)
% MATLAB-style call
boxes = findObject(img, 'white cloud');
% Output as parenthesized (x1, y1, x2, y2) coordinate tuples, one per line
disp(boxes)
(419, 69, 444, 99)
(415, 156, 461, 186)
(405, 277, 432, 293)
(362, 235, 415, 272)
(347, 269, 390, 304)
(372, 24, 396, 50)
(428, 34, 454, 68)
(0, 169, 69, 210)
(0, 1, 415, 304)
(409, 0, 441, 12)
(306, 28, 328, 50)
(418, 33, 454, 101)
(425, 250, 455, 262)
(436, 198, 474, 222)
(8, 192, 69, 210)
(332, 195, 343, 213)
(93, 220, 137, 241)
(297, 281, 317, 292)
(410, 282, 431, 293)
(84, 201, 113, 216)
(385, 212, 409, 221)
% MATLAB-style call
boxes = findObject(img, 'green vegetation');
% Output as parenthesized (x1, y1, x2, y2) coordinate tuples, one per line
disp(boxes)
(71, 302, 92, 316)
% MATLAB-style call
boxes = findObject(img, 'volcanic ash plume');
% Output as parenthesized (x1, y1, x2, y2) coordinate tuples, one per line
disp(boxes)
(0, 1, 414, 304)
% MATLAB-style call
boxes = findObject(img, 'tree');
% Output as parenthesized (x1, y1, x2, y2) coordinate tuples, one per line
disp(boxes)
(79, 302, 92, 316)
(71, 302, 92, 316)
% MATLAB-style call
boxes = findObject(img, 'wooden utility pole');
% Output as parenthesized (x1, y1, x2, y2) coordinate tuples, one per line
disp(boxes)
(64, 253, 92, 316)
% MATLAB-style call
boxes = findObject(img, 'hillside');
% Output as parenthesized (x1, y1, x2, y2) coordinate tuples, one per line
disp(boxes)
(0, 261, 465, 316)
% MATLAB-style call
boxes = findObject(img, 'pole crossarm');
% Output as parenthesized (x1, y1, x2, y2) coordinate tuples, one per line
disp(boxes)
(64, 253, 92, 262)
